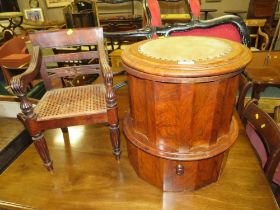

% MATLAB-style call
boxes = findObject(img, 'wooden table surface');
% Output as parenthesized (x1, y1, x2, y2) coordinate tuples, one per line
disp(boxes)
(0, 85, 278, 210)
(247, 50, 280, 66)
(245, 51, 280, 84)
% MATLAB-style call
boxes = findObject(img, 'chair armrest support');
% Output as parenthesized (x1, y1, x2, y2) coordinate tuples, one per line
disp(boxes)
(237, 73, 253, 118)
(10, 46, 41, 119)
(10, 46, 41, 96)
(98, 39, 116, 108)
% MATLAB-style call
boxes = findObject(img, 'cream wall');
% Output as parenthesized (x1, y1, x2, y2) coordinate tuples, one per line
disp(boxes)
(17, 0, 65, 21)
(201, 0, 250, 19)
(17, 0, 251, 22)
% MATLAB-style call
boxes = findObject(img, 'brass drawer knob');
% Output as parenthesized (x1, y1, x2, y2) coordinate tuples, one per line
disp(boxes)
(176, 164, 184, 176)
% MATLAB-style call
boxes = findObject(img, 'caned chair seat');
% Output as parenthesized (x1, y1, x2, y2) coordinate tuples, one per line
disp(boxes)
(35, 84, 106, 121)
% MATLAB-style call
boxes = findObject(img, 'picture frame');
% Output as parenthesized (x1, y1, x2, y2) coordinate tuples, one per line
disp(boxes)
(24, 8, 44, 21)
(45, 0, 73, 8)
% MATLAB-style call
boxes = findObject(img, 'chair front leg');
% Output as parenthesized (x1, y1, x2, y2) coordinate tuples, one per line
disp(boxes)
(32, 132, 53, 171)
(15, 94, 53, 172)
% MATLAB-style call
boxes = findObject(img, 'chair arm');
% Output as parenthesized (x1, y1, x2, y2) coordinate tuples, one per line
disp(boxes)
(98, 39, 112, 84)
(98, 39, 117, 107)
(10, 46, 41, 96)
(237, 74, 253, 119)
(258, 28, 269, 50)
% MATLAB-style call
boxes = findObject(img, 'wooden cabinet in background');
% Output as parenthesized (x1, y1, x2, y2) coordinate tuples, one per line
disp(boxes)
(247, 0, 278, 27)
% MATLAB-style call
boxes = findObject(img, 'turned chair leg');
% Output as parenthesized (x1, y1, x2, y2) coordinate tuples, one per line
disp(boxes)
(109, 123, 121, 160)
(61, 127, 68, 133)
(32, 132, 53, 171)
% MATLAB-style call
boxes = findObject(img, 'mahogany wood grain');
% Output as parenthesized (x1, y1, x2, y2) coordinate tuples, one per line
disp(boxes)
(127, 140, 227, 191)
(28, 28, 100, 48)
(122, 37, 252, 191)
(0, 86, 278, 209)
(121, 40, 251, 79)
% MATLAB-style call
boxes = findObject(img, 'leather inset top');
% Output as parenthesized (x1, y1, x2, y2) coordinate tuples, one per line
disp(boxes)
(138, 36, 232, 63)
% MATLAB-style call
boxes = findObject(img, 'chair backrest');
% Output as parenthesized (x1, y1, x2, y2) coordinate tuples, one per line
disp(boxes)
(158, 15, 250, 45)
(28, 27, 105, 90)
(245, 19, 269, 50)
(0, 36, 29, 58)
(151, 0, 249, 45)
(144, 0, 194, 27)
(144, 0, 162, 27)
(158, 0, 189, 15)
(188, 0, 200, 19)
(242, 100, 280, 182)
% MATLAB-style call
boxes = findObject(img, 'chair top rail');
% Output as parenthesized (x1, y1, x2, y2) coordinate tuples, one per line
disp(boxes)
(29, 28, 103, 48)
(243, 100, 280, 156)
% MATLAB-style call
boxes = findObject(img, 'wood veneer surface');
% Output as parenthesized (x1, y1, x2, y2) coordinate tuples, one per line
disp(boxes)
(0, 86, 278, 210)
(0, 118, 24, 150)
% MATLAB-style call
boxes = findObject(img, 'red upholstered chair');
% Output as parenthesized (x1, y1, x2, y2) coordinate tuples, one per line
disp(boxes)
(242, 100, 280, 201)
(0, 36, 31, 85)
(144, 0, 196, 28)
(143, 0, 162, 28)
(0, 36, 30, 67)
(156, 0, 250, 45)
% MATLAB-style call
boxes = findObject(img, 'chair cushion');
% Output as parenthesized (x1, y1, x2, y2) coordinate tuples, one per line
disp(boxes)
(147, 0, 162, 27)
(34, 84, 107, 121)
(170, 23, 242, 43)
(246, 123, 280, 185)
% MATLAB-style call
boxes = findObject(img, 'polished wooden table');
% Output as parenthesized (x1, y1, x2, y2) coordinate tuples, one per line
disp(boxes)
(245, 51, 280, 99)
(0, 96, 32, 174)
(0, 83, 278, 209)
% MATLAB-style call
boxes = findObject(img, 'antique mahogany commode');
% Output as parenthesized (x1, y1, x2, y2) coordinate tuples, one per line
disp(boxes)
(121, 36, 252, 191)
